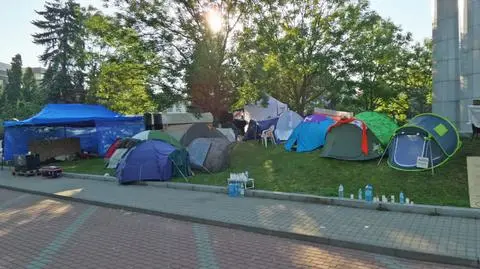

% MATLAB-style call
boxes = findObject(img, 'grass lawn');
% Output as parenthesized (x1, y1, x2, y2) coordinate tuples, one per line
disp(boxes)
(60, 139, 480, 207)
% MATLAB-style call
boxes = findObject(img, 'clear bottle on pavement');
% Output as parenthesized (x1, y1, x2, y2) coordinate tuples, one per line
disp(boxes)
(358, 188, 362, 200)
(338, 184, 344, 198)
(240, 183, 245, 197)
(399, 192, 405, 204)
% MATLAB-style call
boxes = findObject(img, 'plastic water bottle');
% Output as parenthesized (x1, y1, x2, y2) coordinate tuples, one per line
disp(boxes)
(240, 183, 245, 197)
(228, 182, 236, 197)
(364, 184, 373, 202)
(399, 192, 405, 204)
(358, 188, 363, 200)
(338, 184, 344, 198)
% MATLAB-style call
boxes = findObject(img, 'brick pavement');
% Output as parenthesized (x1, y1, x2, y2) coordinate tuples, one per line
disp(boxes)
(0, 189, 470, 269)
(0, 172, 479, 267)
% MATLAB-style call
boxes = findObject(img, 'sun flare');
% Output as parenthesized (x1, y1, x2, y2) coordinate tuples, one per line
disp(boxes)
(206, 8, 222, 33)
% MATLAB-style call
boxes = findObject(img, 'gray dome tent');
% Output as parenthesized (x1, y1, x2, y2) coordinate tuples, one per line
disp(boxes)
(164, 123, 227, 147)
(188, 137, 233, 172)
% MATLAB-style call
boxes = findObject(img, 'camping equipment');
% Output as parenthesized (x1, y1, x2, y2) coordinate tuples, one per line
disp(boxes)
(104, 138, 121, 159)
(3, 104, 143, 160)
(116, 140, 191, 183)
(163, 123, 227, 147)
(285, 117, 335, 152)
(243, 94, 288, 123)
(303, 114, 329, 123)
(227, 172, 255, 190)
(132, 130, 183, 148)
(320, 112, 397, 161)
(143, 112, 163, 130)
(217, 128, 237, 142)
(244, 118, 279, 141)
(386, 113, 461, 171)
(12, 153, 41, 176)
(188, 137, 232, 172)
(261, 125, 276, 148)
(40, 166, 63, 178)
(29, 138, 81, 162)
(467, 104, 480, 139)
(274, 111, 303, 141)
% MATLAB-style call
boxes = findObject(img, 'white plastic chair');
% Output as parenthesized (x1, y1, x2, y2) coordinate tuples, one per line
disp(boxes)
(261, 125, 276, 148)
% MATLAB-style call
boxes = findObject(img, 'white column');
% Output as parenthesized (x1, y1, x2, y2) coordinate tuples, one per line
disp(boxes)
(459, 0, 480, 133)
(432, 0, 460, 128)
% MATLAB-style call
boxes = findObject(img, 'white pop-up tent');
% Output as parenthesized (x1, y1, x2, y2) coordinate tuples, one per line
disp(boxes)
(274, 111, 303, 141)
(243, 95, 288, 122)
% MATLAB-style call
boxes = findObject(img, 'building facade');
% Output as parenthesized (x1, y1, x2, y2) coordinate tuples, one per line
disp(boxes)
(0, 62, 46, 89)
(433, 0, 480, 133)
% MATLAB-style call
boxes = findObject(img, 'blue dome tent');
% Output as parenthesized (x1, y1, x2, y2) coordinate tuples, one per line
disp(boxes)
(116, 140, 191, 183)
(387, 113, 461, 171)
(3, 104, 144, 160)
(284, 116, 335, 152)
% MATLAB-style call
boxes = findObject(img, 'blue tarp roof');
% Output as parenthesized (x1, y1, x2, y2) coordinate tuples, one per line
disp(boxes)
(4, 104, 142, 127)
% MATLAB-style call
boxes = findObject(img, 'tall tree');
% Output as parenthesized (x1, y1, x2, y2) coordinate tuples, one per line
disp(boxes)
(85, 11, 158, 113)
(340, 9, 413, 114)
(103, 0, 248, 117)
(4, 54, 23, 105)
(404, 39, 432, 116)
(22, 67, 38, 102)
(235, 0, 366, 115)
(32, 0, 87, 103)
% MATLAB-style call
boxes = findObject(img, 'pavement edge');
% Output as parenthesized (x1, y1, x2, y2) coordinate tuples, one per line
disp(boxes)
(64, 172, 480, 219)
(0, 183, 478, 269)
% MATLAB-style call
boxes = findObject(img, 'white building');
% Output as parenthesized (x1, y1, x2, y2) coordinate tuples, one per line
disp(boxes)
(432, 0, 480, 133)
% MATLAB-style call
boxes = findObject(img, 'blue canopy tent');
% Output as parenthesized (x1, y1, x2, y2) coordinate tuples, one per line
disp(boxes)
(3, 104, 144, 160)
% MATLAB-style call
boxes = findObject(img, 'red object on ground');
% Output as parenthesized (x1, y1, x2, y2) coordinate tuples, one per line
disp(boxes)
(104, 138, 122, 159)
(40, 166, 63, 178)
(327, 117, 369, 156)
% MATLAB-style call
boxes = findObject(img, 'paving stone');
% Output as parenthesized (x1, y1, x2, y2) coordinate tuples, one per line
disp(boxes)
(0, 174, 478, 267)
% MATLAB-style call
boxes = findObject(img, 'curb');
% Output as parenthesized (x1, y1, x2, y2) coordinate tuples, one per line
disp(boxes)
(0, 183, 478, 268)
(63, 172, 480, 219)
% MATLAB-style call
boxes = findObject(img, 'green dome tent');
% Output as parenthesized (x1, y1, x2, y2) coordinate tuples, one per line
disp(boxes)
(356, 112, 399, 146)
(132, 130, 182, 148)
(320, 111, 398, 161)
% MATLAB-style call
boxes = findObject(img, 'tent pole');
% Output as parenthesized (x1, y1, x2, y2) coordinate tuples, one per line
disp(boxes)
(170, 158, 189, 182)
(429, 140, 435, 176)
(377, 138, 393, 166)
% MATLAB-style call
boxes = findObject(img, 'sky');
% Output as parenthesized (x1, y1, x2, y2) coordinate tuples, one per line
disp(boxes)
(0, 0, 432, 68)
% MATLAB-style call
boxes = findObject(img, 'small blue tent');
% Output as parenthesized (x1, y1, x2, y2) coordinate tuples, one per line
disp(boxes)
(116, 140, 191, 183)
(284, 118, 335, 152)
(3, 104, 144, 160)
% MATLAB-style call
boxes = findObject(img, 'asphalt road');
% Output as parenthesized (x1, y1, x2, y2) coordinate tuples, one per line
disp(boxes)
(0, 188, 469, 269)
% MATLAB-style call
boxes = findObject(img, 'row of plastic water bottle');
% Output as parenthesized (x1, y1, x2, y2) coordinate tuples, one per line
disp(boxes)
(338, 184, 413, 204)
(227, 171, 248, 197)
(229, 172, 248, 181)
